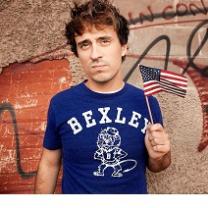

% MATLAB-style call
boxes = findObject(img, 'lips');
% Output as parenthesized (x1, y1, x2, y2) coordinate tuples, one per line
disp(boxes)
(91, 65, 108, 72)
(91, 65, 106, 68)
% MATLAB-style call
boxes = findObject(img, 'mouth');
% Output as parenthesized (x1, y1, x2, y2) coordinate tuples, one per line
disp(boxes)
(90, 65, 108, 73)
(91, 65, 107, 69)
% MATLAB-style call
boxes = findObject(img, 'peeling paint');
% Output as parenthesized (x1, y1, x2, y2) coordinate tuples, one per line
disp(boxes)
(18, 93, 35, 98)
(58, 76, 67, 84)
(14, 100, 38, 110)
(0, 146, 16, 172)
(34, 122, 46, 132)
(41, 121, 46, 131)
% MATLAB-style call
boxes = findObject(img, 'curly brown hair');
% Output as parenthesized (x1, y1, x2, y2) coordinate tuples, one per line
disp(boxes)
(65, 0, 129, 60)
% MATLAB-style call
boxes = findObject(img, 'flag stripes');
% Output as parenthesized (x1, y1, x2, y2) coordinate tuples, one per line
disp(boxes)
(139, 65, 188, 97)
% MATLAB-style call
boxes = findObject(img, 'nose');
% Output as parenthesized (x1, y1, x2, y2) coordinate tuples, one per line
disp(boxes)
(90, 44, 102, 60)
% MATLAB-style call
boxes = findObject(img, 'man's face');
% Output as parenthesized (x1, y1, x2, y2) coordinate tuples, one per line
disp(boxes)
(75, 25, 127, 87)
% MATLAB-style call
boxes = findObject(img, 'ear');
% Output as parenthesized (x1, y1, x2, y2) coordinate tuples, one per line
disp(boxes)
(121, 44, 128, 57)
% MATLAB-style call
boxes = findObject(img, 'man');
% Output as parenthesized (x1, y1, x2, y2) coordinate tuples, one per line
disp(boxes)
(34, 0, 171, 194)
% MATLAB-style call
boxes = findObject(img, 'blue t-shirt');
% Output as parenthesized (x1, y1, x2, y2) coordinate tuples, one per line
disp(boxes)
(43, 82, 163, 194)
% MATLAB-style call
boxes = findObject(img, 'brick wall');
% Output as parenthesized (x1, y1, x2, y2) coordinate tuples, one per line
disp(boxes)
(0, 60, 71, 193)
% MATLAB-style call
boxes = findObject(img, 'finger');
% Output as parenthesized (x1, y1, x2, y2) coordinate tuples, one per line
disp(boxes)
(148, 133, 154, 141)
(151, 137, 165, 146)
(150, 130, 169, 143)
(150, 131, 162, 139)
(145, 123, 152, 132)
(153, 144, 170, 153)
(147, 133, 157, 145)
(145, 130, 156, 148)
(149, 123, 164, 132)
(150, 137, 157, 146)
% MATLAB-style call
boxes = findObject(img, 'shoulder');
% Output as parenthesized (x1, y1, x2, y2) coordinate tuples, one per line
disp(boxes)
(125, 83, 147, 101)
(126, 83, 159, 104)
(126, 83, 145, 96)
(50, 82, 83, 105)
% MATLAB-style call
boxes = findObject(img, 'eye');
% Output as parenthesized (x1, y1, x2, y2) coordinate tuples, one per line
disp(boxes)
(80, 42, 90, 49)
(78, 41, 91, 50)
(99, 38, 111, 46)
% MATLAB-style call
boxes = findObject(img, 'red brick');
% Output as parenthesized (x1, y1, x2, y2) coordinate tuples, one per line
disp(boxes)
(0, 59, 72, 193)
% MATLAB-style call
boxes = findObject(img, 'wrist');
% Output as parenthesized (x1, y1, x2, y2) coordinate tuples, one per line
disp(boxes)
(150, 150, 171, 161)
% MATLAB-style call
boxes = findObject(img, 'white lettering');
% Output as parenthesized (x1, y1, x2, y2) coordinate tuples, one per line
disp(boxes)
(98, 107, 112, 124)
(115, 107, 126, 124)
(128, 111, 141, 128)
(66, 107, 150, 135)
(67, 117, 83, 135)
(141, 117, 149, 134)
(82, 110, 96, 128)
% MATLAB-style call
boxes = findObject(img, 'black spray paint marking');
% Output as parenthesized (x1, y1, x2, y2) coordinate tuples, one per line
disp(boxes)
(125, 19, 208, 82)
(0, 102, 36, 179)
(124, 35, 170, 82)
(184, 20, 208, 76)
(128, 1, 208, 25)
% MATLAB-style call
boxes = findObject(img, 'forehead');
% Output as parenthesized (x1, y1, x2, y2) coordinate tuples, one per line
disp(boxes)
(75, 25, 118, 42)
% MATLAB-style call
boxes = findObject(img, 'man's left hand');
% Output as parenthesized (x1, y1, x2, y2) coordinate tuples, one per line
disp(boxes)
(145, 123, 170, 160)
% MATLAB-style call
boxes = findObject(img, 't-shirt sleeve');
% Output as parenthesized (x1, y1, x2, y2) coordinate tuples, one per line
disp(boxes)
(149, 96, 163, 125)
(43, 100, 62, 150)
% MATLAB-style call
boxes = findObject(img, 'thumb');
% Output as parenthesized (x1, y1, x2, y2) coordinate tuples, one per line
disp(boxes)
(145, 127, 150, 146)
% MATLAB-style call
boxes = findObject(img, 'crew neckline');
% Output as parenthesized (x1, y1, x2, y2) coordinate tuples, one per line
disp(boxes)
(78, 81, 129, 99)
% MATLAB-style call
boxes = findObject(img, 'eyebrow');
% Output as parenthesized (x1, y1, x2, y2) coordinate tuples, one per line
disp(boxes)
(77, 35, 113, 46)
(98, 36, 112, 41)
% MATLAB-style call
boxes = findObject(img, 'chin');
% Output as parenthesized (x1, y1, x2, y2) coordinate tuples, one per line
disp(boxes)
(93, 76, 113, 84)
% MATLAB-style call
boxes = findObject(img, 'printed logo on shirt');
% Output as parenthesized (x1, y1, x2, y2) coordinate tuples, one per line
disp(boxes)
(93, 127, 137, 177)
(67, 107, 149, 135)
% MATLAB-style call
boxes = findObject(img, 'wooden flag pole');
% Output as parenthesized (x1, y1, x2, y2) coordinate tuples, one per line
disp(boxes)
(145, 95, 154, 124)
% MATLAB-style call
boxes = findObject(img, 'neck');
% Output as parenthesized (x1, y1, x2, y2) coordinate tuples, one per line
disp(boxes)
(85, 79, 124, 93)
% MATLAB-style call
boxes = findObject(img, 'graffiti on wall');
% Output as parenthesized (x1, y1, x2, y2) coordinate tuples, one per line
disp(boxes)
(0, 60, 70, 193)
(123, 0, 208, 151)
(128, 0, 208, 26)
(0, 102, 36, 178)
(125, 20, 208, 80)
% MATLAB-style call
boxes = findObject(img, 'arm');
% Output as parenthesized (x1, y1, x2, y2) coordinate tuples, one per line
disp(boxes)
(94, 149, 102, 160)
(145, 123, 171, 172)
(34, 148, 61, 194)
(147, 151, 171, 172)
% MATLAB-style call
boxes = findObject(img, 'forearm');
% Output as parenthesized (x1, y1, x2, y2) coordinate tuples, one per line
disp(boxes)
(147, 151, 171, 172)
(34, 161, 60, 193)
(34, 148, 61, 194)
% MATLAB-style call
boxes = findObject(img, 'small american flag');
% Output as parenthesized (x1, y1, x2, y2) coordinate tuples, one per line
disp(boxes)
(139, 65, 188, 97)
